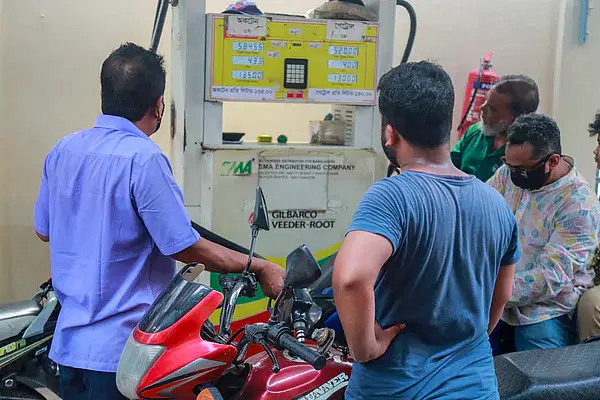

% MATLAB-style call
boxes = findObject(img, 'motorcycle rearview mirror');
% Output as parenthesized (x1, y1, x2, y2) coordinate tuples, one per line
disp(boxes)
(244, 187, 269, 274)
(251, 187, 270, 232)
(284, 245, 321, 289)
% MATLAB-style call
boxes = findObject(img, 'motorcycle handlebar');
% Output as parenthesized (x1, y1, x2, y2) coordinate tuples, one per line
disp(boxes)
(219, 280, 246, 338)
(277, 332, 326, 370)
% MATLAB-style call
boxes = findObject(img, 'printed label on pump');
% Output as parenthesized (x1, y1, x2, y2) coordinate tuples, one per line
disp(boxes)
(211, 86, 275, 100)
(308, 88, 375, 103)
(326, 20, 367, 41)
(226, 16, 267, 37)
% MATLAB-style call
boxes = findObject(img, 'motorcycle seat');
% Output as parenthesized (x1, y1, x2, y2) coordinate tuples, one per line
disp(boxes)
(495, 341, 600, 400)
(0, 299, 42, 322)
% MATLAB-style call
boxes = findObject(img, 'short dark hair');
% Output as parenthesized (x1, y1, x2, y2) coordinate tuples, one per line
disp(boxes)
(100, 42, 166, 122)
(493, 74, 540, 116)
(588, 111, 600, 136)
(378, 60, 454, 148)
(508, 113, 562, 159)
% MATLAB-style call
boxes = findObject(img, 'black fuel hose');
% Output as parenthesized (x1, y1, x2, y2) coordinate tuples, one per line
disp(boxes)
(191, 221, 266, 260)
(397, 1, 417, 64)
(150, 0, 169, 53)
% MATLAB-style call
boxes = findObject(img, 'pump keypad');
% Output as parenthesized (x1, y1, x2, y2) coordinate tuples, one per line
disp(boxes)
(284, 58, 308, 90)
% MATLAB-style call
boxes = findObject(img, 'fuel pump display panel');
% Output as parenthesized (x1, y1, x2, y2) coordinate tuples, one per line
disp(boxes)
(207, 15, 379, 104)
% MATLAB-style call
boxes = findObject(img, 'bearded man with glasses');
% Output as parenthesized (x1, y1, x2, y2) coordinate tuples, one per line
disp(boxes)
(487, 112, 600, 354)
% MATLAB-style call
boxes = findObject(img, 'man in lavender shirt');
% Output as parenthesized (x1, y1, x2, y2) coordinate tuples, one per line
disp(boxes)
(33, 43, 284, 400)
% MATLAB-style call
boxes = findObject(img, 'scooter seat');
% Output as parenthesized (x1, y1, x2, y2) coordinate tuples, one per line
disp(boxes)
(495, 341, 600, 400)
(0, 315, 37, 343)
(0, 300, 42, 322)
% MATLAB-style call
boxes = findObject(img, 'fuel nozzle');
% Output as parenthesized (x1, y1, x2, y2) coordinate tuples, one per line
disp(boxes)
(311, 328, 336, 355)
(293, 321, 307, 343)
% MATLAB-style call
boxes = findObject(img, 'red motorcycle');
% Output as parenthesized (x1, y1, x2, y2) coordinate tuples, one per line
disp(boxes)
(116, 187, 353, 399)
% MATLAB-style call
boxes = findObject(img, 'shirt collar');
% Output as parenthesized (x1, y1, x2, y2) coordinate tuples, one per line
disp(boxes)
(94, 115, 150, 140)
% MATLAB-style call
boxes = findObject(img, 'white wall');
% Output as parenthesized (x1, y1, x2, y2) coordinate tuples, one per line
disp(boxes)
(0, 0, 172, 301)
(0, 0, 8, 300)
(0, 0, 594, 301)
(553, 0, 600, 186)
(399, 0, 562, 128)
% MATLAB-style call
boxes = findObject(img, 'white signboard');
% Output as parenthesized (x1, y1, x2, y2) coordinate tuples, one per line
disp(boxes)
(226, 16, 267, 37)
(258, 156, 332, 211)
(326, 20, 367, 42)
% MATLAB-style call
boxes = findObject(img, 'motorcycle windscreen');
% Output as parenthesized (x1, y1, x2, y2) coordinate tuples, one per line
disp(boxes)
(138, 266, 214, 334)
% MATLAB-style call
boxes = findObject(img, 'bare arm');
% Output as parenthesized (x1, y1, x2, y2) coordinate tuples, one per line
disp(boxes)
(488, 264, 515, 334)
(333, 231, 403, 363)
(36, 232, 49, 242)
(173, 238, 269, 275)
(173, 238, 284, 299)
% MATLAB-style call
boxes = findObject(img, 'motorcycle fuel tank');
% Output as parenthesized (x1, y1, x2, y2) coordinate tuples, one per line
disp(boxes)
(238, 347, 353, 400)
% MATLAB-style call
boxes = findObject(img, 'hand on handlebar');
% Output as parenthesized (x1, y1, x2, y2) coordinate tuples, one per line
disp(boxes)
(254, 259, 285, 299)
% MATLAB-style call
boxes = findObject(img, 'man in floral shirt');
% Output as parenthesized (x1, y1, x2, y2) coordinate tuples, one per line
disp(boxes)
(487, 113, 600, 353)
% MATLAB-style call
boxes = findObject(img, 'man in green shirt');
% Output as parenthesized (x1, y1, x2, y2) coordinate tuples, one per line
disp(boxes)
(452, 75, 540, 182)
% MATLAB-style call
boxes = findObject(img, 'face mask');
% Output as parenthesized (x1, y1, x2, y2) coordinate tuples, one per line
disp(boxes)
(154, 99, 166, 134)
(509, 160, 551, 190)
(380, 127, 400, 168)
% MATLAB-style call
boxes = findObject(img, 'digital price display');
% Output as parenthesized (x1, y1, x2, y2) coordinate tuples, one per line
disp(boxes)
(328, 74, 358, 84)
(328, 60, 359, 70)
(232, 70, 264, 81)
(232, 56, 264, 66)
(328, 46, 359, 56)
(232, 42, 265, 52)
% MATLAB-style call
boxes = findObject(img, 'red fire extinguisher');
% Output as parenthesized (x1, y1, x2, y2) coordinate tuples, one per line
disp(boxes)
(457, 53, 499, 139)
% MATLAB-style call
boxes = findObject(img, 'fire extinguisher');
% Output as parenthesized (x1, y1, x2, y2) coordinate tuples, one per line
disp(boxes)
(457, 53, 499, 139)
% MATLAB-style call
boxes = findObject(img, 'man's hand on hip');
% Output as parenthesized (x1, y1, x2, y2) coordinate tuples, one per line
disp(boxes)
(373, 322, 406, 358)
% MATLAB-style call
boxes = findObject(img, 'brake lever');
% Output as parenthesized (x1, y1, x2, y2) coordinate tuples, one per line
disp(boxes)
(258, 338, 280, 373)
(245, 323, 282, 373)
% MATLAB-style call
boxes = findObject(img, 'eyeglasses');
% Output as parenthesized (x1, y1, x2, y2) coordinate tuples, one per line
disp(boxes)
(501, 154, 554, 178)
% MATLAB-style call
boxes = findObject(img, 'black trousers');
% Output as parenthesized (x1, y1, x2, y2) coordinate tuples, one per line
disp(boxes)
(59, 365, 127, 400)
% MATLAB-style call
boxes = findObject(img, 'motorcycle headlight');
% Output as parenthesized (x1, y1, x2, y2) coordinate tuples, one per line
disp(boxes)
(308, 304, 323, 326)
(116, 332, 165, 399)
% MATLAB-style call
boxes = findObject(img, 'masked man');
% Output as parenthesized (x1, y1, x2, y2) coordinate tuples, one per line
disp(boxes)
(33, 43, 284, 399)
(488, 113, 600, 353)
(452, 75, 539, 182)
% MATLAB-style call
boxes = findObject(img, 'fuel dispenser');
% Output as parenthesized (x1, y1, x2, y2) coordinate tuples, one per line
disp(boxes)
(151, 0, 416, 326)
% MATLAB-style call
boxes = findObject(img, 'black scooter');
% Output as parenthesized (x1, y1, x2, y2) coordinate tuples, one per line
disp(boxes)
(0, 279, 61, 400)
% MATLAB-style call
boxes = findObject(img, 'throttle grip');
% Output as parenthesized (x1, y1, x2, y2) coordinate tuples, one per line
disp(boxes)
(277, 333, 327, 370)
